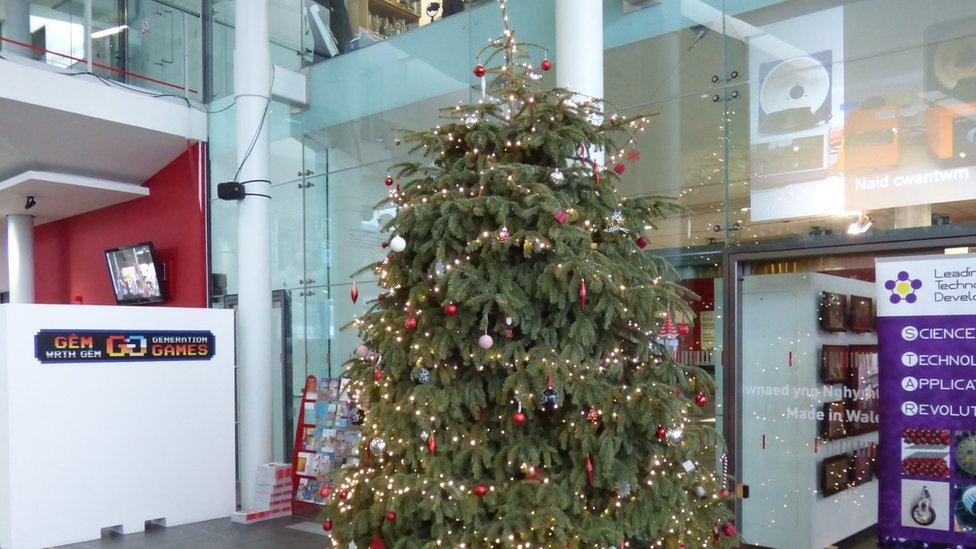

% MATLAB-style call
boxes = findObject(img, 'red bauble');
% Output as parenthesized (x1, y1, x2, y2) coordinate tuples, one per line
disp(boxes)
(405, 315, 417, 330)
(695, 392, 708, 407)
(381, 241, 389, 249)
(677, 322, 690, 337)
(586, 407, 600, 423)
(524, 466, 541, 481)
(350, 282, 359, 304)
(613, 162, 626, 175)
(540, 59, 552, 71)
(444, 303, 458, 317)
(721, 523, 737, 537)
(385, 511, 396, 522)
(719, 487, 730, 497)
(635, 236, 649, 249)
(513, 411, 527, 426)
(338, 489, 349, 499)
(474, 484, 488, 497)
(656, 425, 667, 440)
(473, 64, 486, 77)
(371, 533, 386, 549)
(373, 367, 382, 381)
(319, 485, 332, 498)
(322, 520, 333, 532)
(377, 292, 387, 301)
(384, 176, 394, 186)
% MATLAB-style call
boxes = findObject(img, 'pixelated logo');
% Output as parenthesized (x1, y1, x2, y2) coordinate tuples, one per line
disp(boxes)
(884, 271, 922, 304)
(106, 335, 148, 357)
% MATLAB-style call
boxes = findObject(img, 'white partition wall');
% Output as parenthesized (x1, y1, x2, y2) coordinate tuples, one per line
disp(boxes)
(0, 305, 236, 549)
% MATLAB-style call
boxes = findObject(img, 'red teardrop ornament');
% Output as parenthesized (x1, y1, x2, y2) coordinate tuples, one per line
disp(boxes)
(350, 282, 359, 304)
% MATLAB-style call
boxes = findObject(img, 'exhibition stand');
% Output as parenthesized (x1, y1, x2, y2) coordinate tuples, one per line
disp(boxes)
(0, 304, 236, 549)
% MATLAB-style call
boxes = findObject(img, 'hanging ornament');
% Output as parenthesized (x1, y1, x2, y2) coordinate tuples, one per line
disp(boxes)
(585, 455, 594, 486)
(694, 485, 707, 498)
(721, 523, 737, 537)
(350, 407, 366, 426)
(371, 533, 386, 549)
(475, 408, 484, 421)
(369, 438, 387, 454)
(720, 487, 730, 498)
(554, 210, 569, 224)
(512, 402, 526, 426)
(617, 481, 632, 498)
(586, 407, 601, 423)
(319, 485, 332, 498)
(412, 367, 431, 385)
(443, 303, 458, 317)
(549, 169, 565, 185)
(350, 282, 359, 304)
(613, 162, 626, 175)
(381, 241, 389, 249)
(355, 344, 369, 358)
(523, 464, 541, 481)
(677, 322, 690, 337)
(385, 511, 396, 522)
(695, 392, 709, 408)
(627, 149, 641, 163)
(498, 226, 510, 243)
(579, 279, 587, 311)
(464, 113, 479, 127)
(322, 520, 333, 532)
(338, 489, 349, 499)
(657, 312, 679, 355)
(419, 430, 429, 441)
(384, 175, 394, 186)
(540, 57, 552, 72)
(474, 484, 488, 497)
(540, 387, 560, 411)
(377, 292, 387, 301)
(389, 235, 407, 252)
(635, 236, 649, 249)
(504, 316, 515, 339)
(405, 315, 417, 330)
(427, 432, 437, 454)
(479, 333, 494, 349)
(593, 162, 602, 185)
(655, 425, 667, 440)
(473, 64, 486, 78)
(373, 367, 382, 381)
(667, 427, 684, 442)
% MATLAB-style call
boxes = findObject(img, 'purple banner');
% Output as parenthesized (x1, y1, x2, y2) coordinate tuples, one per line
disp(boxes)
(878, 303, 976, 543)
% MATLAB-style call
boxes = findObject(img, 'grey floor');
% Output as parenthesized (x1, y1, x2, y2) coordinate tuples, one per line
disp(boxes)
(57, 515, 328, 549)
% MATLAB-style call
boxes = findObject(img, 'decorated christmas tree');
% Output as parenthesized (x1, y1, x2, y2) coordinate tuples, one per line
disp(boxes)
(321, 2, 737, 546)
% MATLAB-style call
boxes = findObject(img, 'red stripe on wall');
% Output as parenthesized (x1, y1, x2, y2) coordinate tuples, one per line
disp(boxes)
(34, 144, 208, 307)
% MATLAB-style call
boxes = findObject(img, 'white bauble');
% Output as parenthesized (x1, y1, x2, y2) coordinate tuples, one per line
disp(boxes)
(389, 235, 407, 252)
(355, 344, 369, 358)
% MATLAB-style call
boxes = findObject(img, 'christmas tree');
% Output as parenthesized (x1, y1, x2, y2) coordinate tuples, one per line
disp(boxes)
(322, 2, 737, 547)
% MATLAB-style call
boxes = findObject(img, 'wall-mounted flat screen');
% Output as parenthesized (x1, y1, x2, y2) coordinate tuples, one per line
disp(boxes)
(105, 242, 165, 305)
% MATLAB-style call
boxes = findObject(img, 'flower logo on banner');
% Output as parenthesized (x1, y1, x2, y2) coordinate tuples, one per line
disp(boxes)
(885, 271, 922, 304)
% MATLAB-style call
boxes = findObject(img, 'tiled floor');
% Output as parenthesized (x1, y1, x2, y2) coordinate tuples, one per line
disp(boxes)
(57, 515, 328, 549)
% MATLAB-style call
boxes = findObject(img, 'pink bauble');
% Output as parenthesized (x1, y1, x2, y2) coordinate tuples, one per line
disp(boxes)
(478, 334, 494, 349)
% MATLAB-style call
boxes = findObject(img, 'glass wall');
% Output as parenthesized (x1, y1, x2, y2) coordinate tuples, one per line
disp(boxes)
(208, 0, 976, 542)
(0, 0, 203, 98)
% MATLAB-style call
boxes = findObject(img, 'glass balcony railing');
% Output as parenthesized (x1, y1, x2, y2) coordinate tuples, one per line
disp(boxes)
(0, 0, 202, 99)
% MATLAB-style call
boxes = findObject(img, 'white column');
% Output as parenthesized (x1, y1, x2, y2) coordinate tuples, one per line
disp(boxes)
(4, 0, 32, 57)
(7, 214, 34, 304)
(234, 0, 273, 510)
(556, 0, 604, 163)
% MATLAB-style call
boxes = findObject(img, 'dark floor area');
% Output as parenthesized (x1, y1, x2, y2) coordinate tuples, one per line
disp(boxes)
(57, 515, 328, 549)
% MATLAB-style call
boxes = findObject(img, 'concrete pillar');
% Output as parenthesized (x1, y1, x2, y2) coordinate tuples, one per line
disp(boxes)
(556, 0, 604, 163)
(233, 0, 273, 510)
(7, 214, 34, 304)
(4, 0, 32, 57)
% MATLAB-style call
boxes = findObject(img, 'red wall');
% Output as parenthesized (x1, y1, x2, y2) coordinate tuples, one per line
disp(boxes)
(34, 144, 208, 307)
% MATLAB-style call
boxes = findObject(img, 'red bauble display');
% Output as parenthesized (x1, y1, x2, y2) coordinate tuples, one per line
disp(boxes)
(443, 303, 458, 317)
(473, 64, 486, 77)
(319, 485, 332, 498)
(613, 162, 626, 175)
(677, 322, 690, 337)
(322, 520, 333, 532)
(405, 315, 417, 330)
(385, 511, 396, 522)
(656, 425, 667, 440)
(513, 411, 526, 426)
(371, 533, 386, 549)
(540, 58, 552, 71)
(585, 455, 594, 486)
(350, 282, 359, 304)
(474, 484, 488, 497)
(579, 279, 587, 311)
(695, 392, 708, 407)
(338, 489, 349, 499)
(384, 176, 394, 186)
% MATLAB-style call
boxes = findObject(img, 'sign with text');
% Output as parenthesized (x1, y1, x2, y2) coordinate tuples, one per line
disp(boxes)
(35, 330, 216, 363)
(877, 254, 976, 544)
